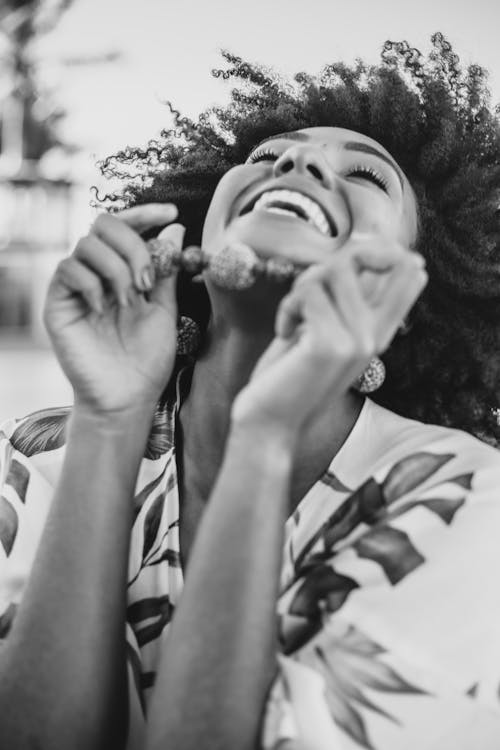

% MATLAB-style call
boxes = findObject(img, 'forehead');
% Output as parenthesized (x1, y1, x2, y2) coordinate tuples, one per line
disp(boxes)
(265, 126, 395, 161)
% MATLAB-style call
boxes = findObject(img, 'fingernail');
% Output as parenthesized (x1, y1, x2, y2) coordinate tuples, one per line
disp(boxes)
(139, 266, 154, 291)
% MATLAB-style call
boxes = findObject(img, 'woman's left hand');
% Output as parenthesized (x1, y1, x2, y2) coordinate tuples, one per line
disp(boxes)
(232, 238, 427, 442)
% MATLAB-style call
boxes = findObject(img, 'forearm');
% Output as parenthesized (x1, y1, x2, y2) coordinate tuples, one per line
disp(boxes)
(147, 419, 294, 750)
(0, 405, 155, 750)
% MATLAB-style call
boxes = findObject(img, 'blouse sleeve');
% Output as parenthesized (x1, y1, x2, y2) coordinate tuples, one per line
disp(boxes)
(0, 410, 68, 641)
(262, 440, 500, 749)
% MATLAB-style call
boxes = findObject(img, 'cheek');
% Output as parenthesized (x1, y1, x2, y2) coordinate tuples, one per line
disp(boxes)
(350, 190, 401, 239)
(201, 168, 247, 251)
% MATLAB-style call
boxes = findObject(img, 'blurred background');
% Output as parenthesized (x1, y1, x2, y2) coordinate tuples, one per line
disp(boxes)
(1, 0, 499, 419)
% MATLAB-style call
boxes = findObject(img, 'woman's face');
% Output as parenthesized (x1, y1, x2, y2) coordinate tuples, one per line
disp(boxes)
(202, 126, 418, 269)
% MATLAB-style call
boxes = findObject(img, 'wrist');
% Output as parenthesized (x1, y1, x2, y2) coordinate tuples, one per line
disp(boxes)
(229, 411, 298, 462)
(70, 401, 157, 440)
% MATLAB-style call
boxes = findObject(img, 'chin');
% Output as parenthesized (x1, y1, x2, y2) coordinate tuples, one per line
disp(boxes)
(207, 212, 338, 269)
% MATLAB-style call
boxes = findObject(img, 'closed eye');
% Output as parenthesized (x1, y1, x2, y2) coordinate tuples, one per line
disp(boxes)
(247, 148, 279, 164)
(347, 166, 389, 193)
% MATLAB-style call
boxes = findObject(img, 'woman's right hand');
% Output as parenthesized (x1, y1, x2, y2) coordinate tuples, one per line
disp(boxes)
(44, 203, 184, 416)
(232, 238, 427, 444)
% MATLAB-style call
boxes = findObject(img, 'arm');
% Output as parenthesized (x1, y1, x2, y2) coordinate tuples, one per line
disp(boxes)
(146, 248, 426, 750)
(0, 406, 153, 750)
(0, 204, 182, 750)
(146, 419, 294, 750)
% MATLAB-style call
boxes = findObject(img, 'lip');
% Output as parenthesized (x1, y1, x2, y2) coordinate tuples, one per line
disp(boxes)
(234, 179, 339, 237)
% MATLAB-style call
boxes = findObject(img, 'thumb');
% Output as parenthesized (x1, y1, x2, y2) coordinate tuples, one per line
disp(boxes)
(149, 223, 186, 311)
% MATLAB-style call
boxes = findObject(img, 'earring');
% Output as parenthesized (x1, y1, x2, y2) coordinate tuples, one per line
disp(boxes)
(176, 316, 201, 356)
(353, 357, 386, 394)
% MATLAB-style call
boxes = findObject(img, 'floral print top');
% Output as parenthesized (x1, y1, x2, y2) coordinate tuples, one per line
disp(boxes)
(1, 384, 500, 749)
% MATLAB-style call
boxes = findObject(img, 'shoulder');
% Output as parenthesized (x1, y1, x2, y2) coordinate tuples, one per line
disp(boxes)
(364, 398, 500, 477)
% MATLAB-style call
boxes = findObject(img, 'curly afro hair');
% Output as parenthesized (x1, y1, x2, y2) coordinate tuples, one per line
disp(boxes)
(97, 32, 500, 444)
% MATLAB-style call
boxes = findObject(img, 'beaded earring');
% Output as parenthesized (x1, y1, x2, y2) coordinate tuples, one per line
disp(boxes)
(353, 357, 386, 394)
(176, 316, 201, 356)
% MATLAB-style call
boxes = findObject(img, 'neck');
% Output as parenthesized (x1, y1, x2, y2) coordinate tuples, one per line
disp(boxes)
(178, 312, 363, 510)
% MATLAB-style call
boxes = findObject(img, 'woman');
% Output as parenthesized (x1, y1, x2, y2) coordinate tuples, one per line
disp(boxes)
(1, 34, 500, 750)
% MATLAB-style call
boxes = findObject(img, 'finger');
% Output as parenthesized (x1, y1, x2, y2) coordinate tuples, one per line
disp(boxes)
(294, 254, 375, 355)
(74, 234, 134, 307)
(276, 276, 346, 343)
(359, 269, 388, 304)
(369, 251, 425, 308)
(91, 213, 156, 293)
(375, 260, 428, 350)
(320, 253, 373, 340)
(348, 233, 407, 273)
(116, 203, 178, 233)
(51, 257, 105, 314)
(148, 223, 186, 312)
(282, 286, 358, 379)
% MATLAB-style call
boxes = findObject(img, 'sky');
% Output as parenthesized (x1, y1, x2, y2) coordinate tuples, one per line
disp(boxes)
(37, 0, 500, 179)
(2, 0, 499, 411)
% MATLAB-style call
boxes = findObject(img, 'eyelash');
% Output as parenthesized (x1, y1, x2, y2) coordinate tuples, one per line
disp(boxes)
(247, 150, 389, 193)
(247, 148, 278, 164)
(347, 166, 389, 193)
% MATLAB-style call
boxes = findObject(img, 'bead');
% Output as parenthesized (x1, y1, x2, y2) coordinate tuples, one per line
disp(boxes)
(148, 238, 182, 278)
(264, 258, 297, 284)
(207, 242, 259, 290)
(353, 357, 386, 394)
(181, 246, 206, 275)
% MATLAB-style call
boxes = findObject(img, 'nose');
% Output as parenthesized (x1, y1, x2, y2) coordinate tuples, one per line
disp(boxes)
(272, 145, 333, 187)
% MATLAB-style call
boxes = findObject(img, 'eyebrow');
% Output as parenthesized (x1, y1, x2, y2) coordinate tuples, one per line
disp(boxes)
(343, 141, 404, 190)
(254, 131, 311, 148)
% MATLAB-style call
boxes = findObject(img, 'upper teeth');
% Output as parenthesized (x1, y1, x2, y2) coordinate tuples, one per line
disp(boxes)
(252, 190, 331, 236)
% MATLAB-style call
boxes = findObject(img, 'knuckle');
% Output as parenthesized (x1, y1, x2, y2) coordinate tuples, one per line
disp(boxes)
(82, 278, 101, 297)
(92, 212, 112, 232)
(73, 235, 91, 256)
(54, 257, 74, 280)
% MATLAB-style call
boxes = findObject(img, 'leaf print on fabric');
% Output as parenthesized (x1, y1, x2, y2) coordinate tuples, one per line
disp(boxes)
(321, 472, 352, 494)
(294, 478, 385, 573)
(382, 452, 455, 504)
(145, 547, 181, 568)
(283, 567, 359, 654)
(386, 495, 465, 526)
(0, 602, 17, 638)
(142, 494, 165, 561)
(141, 672, 156, 690)
(126, 642, 146, 715)
(127, 596, 174, 648)
(133, 461, 169, 520)
(10, 407, 70, 457)
(354, 526, 425, 585)
(144, 404, 175, 460)
(311, 625, 425, 750)
(0, 496, 18, 556)
(6, 458, 30, 502)
(466, 682, 479, 697)
(294, 452, 461, 578)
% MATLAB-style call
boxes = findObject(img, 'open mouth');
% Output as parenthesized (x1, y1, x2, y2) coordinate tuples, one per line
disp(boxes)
(239, 189, 337, 237)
